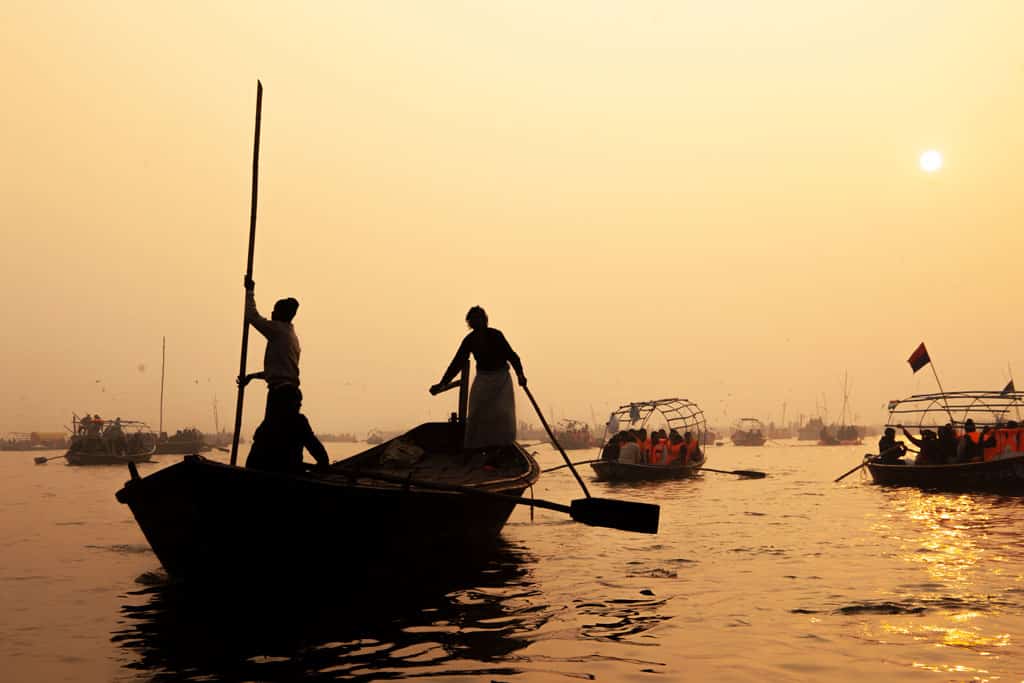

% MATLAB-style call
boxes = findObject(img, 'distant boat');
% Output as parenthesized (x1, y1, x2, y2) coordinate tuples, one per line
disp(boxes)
(65, 416, 156, 466)
(797, 417, 825, 441)
(731, 418, 766, 447)
(552, 419, 595, 450)
(154, 427, 209, 455)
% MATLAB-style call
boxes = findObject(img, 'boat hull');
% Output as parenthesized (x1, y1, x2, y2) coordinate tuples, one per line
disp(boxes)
(731, 434, 766, 447)
(866, 455, 1024, 494)
(66, 451, 153, 466)
(591, 460, 703, 482)
(116, 425, 540, 582)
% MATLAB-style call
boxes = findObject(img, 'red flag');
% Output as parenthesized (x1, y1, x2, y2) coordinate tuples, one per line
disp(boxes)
(907, 342, 930, 373)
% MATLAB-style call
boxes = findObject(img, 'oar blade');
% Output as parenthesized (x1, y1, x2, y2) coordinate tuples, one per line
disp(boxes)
(734, 470, 766, 479)
(570, 497, 660, 534)
(34, 456, 48, 464)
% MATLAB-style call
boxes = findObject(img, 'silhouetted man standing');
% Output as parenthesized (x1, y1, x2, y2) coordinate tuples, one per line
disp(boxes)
(239, 277, 301, 418)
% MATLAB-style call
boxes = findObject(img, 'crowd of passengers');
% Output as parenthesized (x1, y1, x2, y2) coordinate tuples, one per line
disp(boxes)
(877, 418, 1023, 465)
(600, 428, 704, 466)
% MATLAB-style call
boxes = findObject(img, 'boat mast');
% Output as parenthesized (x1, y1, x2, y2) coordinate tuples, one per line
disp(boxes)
(159, 336, 166, 436)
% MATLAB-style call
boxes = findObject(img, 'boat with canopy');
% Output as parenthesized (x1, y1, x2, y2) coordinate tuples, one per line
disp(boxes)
(591, 398, 708, 482)
(731, 418, 766, 446)
(65, 416, 157, 466)
(863, 390, 1024, 493)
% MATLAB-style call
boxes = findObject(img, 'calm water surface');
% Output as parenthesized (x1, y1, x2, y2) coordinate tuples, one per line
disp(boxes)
(2, 441, 1023, 681)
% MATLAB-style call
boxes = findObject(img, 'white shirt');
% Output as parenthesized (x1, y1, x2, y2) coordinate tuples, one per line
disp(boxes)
(246, 290, 301, 388)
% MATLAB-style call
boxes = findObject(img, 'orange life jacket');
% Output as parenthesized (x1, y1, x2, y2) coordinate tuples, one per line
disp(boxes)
(684, 439, 699, 463)
(665, 441, 683, 465)
(651, 439, 667, 465)
(988, 429, 1021, 461)
(641, 438, 652, 463)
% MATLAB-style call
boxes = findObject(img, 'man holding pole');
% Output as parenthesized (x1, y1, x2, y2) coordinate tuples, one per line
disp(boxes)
(238, 276, 301, 418)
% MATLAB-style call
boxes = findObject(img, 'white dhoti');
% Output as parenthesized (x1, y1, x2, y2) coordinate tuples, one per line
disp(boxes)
(465, 369, 517, 449)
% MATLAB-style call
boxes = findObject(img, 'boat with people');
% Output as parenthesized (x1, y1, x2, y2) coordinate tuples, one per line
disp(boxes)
(117, 419, 541, 581)
(861, 390, 1024, 493)
(154, 427, 209, 455)
(592, 398, 708, 482)
(65, 415, 157, 465)
(116, 82, 659, 584)
(552, 419, 595, 450)
(819, 373, 863, 445)
(731, 418, 766, 446)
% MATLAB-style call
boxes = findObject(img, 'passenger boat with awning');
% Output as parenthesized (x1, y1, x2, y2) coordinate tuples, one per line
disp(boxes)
(864, 390, 1024, 494)
(592, 398, 708, 482)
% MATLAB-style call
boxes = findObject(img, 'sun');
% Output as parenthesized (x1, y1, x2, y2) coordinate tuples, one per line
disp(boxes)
(920, 149, 943, 173)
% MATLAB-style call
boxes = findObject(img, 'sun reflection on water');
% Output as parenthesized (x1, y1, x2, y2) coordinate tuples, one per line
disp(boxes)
(862, 491, 1019, 677)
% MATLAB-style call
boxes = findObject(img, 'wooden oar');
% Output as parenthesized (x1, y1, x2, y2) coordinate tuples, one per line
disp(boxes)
(834, 446, 909, 483)
(34, 454, 65, 465)
(543, 458, 602, 473)
(521, 385, 659, 534)
(833, 461, 866, 483)
(698, 466, 766, 479)
(332, 466, 659, 534)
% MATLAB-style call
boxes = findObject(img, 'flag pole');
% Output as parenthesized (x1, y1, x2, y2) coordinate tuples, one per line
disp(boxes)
(928, 360, 956, 425)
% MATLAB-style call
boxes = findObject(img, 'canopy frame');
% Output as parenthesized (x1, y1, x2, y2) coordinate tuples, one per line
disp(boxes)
(600, 398, 707, 447)
(885, 390, 1024, 430)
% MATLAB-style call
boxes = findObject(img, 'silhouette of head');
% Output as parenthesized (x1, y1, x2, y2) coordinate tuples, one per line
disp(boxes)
(1008, 421, 1019, 429)
(964, 418, 976, 432)
(466, 306, 488, 331)
(272, 298, 300, 322)
(884, 427, 895, 437)
(683, 431, 693, 440)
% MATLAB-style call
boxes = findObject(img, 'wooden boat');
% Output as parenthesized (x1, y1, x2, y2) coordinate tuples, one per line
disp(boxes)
(731, 418, 766, 446)
(552, 419, 594, 450)
(866, 454, 1024, 493)
(862, 390, 1024, 493)
(592, 455, 705, 482)
(595, 398, 709, 482)
(154, 427, 209, 455)
(65, 417, 157, 466)
(116, 421, 539, 582)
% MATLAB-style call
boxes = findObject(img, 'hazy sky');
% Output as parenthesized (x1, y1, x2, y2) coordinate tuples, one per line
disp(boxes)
(2, 2, 1022, 436)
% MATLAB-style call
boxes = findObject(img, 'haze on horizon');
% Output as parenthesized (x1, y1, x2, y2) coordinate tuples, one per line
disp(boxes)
(2, 2, 1022, 437)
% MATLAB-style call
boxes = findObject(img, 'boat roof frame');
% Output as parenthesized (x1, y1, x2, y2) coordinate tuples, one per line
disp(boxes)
(886, 390, 1024, 429)
(601, 398, 707, 444)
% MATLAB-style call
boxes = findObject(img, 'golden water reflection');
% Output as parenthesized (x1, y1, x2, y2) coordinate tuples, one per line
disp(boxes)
(866, 491, 1019, 677)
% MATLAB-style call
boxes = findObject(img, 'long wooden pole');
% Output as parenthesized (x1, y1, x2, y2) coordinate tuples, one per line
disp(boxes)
(159, 336, 165, 436)
(230, 80, 263, 466)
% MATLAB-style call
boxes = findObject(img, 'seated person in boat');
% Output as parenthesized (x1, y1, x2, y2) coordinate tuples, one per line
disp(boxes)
(899, 426, 941, 465)
(618, 431, 643, 465)
(649, 430, 669, 464)
(682, 431, 703, 464)
(601, 432, 623, 461)
(430, 306, 526, 450)
(935, 424, 958, 463)
(635, 428, 650, 463)
(877, 428, 906, 463)
(246, 386, 329, 474)
(955, 419, 996, 463)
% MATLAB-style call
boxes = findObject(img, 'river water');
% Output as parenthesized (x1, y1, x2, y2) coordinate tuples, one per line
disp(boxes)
(2, 440, 1022, 681)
